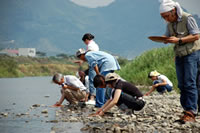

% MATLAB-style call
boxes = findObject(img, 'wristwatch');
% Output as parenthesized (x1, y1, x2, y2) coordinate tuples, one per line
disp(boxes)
(178, 38, 182, 44)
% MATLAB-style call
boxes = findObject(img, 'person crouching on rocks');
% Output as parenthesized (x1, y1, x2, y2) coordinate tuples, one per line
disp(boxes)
(91, 73, 146, 116)
(144, 70, 173, 96)
(52, 73, 87, 106)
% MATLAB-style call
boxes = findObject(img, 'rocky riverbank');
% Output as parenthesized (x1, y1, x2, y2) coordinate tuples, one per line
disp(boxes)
(1, 91, 200, 133)
(49, 91, 200, 133)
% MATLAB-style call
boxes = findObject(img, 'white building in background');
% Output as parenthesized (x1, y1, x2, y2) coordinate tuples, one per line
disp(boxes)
(18, 48, 36, 57)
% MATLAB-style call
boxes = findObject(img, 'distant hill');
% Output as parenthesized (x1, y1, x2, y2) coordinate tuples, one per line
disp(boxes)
(0, 0, 199, 59)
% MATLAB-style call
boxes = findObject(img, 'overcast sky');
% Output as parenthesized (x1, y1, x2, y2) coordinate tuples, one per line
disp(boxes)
(70, 0, 115, 8)
(175, 0, 200, 15)
(70, 0, 199, 16)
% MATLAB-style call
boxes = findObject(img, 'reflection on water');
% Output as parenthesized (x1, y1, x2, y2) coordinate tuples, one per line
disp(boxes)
(0, 77, 78, 133)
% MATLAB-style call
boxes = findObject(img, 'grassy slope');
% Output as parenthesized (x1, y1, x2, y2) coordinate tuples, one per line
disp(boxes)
(117, 45, 178, 91)
(0, 55, 81, 78)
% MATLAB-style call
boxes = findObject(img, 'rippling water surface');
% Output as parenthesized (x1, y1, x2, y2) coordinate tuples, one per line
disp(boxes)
(0, 77, 71, 133)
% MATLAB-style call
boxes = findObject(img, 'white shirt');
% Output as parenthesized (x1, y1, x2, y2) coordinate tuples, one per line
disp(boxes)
(87, 40, 99, 51)
(64, 75, 86, 91)
(158, 75, 173, 87)
(84, 75, 89, 93)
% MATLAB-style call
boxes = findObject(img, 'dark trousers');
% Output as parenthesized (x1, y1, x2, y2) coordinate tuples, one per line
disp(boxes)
(117, 92, 145, 111)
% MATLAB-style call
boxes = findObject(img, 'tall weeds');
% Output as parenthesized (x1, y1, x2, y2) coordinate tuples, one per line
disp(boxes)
(117, 45, 178, 91)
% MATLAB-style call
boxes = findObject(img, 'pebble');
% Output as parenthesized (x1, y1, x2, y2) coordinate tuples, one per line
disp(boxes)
(46, 120, 58, 123)
(2, 93, 200, 133)
(52, 93, 200, 132)
(16, 113, 27, 117)
(1, 112, 8, 117)
(32, 104, 40, 107)
(41, 109, 48, 114)
(44, 95, 50, 98)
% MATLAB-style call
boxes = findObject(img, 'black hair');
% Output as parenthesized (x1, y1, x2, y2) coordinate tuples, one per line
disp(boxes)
(84, 68, 89, 76)
(93, 75, 105, 88)
(82, 33, 95, 41)
(52, 75, 57, 82)
(148, 72, 151, 78)
(77, 54, 81, 58)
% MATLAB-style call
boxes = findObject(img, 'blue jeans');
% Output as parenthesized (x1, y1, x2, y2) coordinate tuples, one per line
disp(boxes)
(88, 68, 96, 96)
(175, 50, 200, 114)
(105, 86, 113, 101)
(197, 69, 200, 112)
(95, 71, 114, 107)
(153, 80, 172, 94)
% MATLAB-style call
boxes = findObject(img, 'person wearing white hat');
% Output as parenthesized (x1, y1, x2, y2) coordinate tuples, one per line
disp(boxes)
(91, 73, 145, 116)
(144, 70, 173, 96)
(158, 0, 200, 123)
(76, 48, 97, 105)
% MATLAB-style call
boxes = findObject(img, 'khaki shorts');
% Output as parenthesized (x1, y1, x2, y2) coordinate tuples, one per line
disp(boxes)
(61, 89, 86, 104)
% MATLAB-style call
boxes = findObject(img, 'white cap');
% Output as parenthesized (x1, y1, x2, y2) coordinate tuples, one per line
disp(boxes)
(149, 70, 160, 77)
(76, 48, 86, 57)
(105, 73, 120, 82)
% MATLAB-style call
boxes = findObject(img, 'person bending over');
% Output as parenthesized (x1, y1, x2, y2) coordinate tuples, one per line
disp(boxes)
(52, 73, 87, 106)
(145, 70, 173, 96)
(92, 73, 145, 116)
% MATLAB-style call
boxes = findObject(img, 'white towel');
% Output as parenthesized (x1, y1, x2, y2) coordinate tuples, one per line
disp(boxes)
(159, 0, 183, 18)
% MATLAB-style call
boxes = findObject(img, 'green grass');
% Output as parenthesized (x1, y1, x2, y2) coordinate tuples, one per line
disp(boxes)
(117, 45, 178, 92)
(0, 55, 19, 77)
(0, 55, 80, 78)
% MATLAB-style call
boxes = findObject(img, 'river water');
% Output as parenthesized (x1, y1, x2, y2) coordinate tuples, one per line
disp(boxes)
(0, 76, 83, 133)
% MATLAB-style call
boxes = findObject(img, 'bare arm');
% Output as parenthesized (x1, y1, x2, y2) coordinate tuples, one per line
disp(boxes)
(144, 79, 167, 96)
(98, 89, 121, 116)
(165, 34, 199, 44)
(89, 99, 112, 116)
(156, 79, 167, 86)
(94, 65, 100, 75)
(144, 86, 156, 96)
(56, 92, 65, 105)
(94, 99, 112, 115)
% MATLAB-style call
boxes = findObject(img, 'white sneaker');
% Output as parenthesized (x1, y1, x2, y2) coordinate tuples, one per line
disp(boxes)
(85, 100, 96, 105)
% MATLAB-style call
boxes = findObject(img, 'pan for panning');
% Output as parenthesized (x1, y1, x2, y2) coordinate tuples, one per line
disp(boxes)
(148, 36, 169, 43)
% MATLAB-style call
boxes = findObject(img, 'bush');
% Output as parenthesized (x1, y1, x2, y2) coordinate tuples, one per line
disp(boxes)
(0, 55, 19, 77)
(117, 45, 178, 92)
